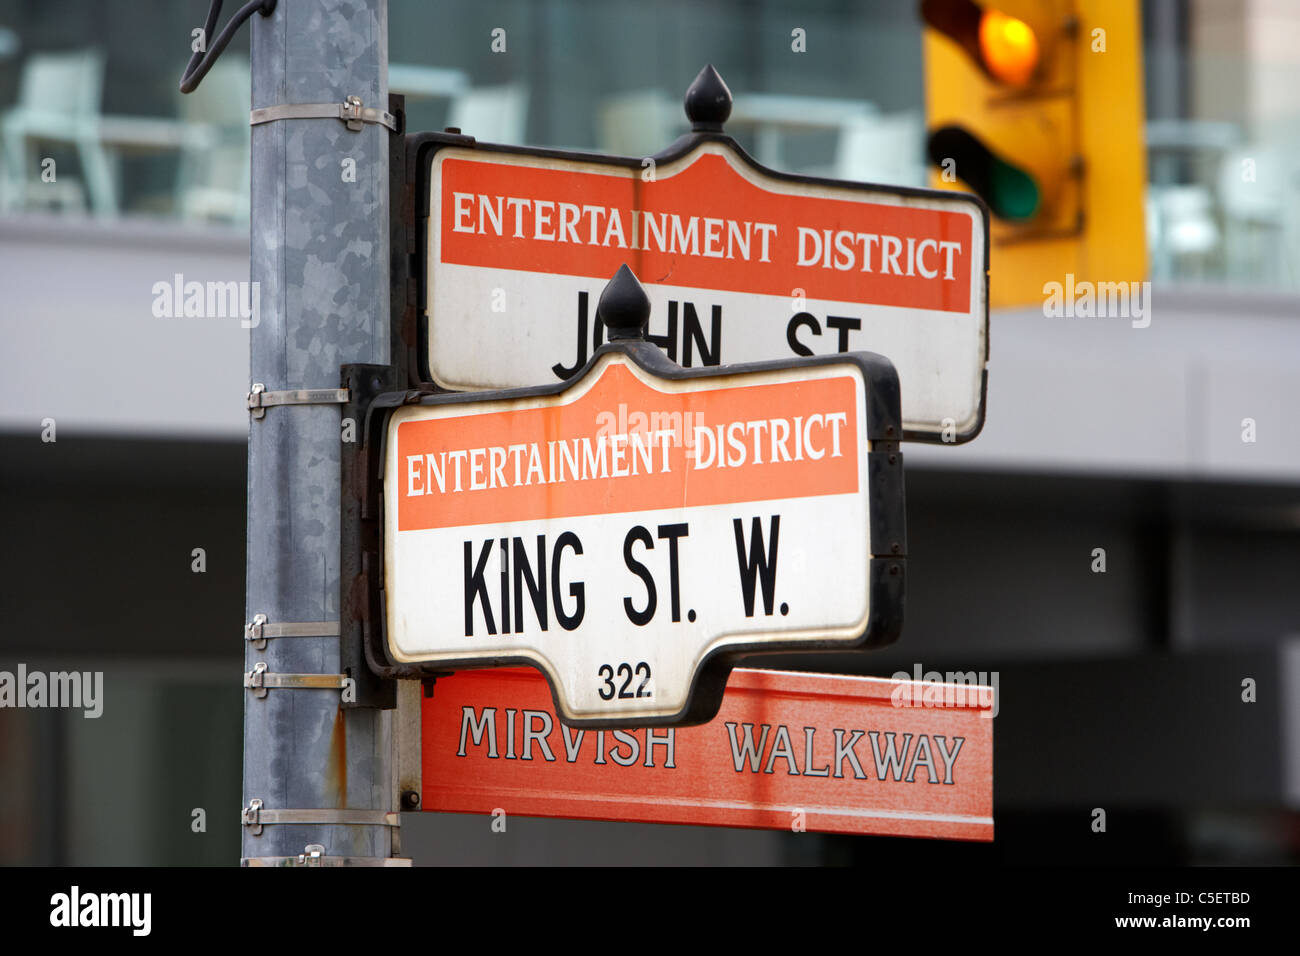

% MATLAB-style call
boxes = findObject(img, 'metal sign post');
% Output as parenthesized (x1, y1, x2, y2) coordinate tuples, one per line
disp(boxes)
(240, 0, 404, 867)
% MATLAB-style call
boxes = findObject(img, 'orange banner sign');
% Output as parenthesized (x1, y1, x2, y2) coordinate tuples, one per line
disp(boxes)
(395, 359, 860, 532)
(438, 152, 975, 314)
(421, 667, 993, 840)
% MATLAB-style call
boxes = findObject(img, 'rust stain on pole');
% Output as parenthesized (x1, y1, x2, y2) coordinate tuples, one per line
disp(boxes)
(328, 707, 348, 804)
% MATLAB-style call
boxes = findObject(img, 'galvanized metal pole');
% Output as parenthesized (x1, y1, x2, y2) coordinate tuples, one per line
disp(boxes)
(242, 0, 396, 865)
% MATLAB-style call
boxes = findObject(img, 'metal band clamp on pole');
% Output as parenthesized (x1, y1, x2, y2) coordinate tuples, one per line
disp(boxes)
(247, 383, 350, 420)
(249, 95, 397, 132)
(245, 614, 341, 650)
(244, 662, 349, 699)
(241, 845, 412, 867)
(242, 798, 399, 835)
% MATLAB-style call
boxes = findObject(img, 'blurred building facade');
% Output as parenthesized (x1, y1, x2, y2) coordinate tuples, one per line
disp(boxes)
(1, 0, 1298, 865)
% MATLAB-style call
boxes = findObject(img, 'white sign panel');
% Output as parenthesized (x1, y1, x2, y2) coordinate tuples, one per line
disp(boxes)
(420, 139, 988, 443)
(383, 348, 902, 725)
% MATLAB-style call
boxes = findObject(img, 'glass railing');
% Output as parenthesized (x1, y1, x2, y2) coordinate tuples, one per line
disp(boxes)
(0, 1, 1295, 293)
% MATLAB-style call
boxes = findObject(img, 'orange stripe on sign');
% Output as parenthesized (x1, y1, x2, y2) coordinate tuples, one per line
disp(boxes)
(396, 363, 860, 531)
(437, 153, 973, 313)
(421, 667, 994, 840)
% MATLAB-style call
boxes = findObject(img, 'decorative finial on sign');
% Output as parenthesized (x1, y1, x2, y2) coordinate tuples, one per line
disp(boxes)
(684, 64, 732, 132)
(597, 264, 651, 340)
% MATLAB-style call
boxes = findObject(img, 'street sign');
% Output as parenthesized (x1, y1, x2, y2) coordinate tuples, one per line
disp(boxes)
(379, 267, 905, 726)
(419, 666, 994, 841)
(410, 65, 989, 444)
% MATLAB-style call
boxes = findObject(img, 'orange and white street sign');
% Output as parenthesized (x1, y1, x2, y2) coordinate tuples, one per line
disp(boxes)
(381, 344, 905, 726)
(416, 136, 988, 444)
(420, 667, 993, 841)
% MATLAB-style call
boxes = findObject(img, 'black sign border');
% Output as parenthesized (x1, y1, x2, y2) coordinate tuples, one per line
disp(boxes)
(351, 340, 906, 729)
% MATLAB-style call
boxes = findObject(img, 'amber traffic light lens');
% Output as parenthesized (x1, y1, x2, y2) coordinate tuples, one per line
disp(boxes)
(978, 9, 1039, 86)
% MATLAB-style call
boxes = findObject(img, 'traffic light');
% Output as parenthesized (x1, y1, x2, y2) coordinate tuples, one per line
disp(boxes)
(921, 0, 1147, 307)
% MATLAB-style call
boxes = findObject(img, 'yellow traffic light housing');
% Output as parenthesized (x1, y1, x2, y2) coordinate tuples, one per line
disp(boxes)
(921, 0, 1147, 307)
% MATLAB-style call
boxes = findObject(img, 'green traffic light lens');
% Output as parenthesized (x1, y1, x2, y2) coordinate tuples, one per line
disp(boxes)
(987, 157, 1040, 220)
(927, 125, 1041, 222)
